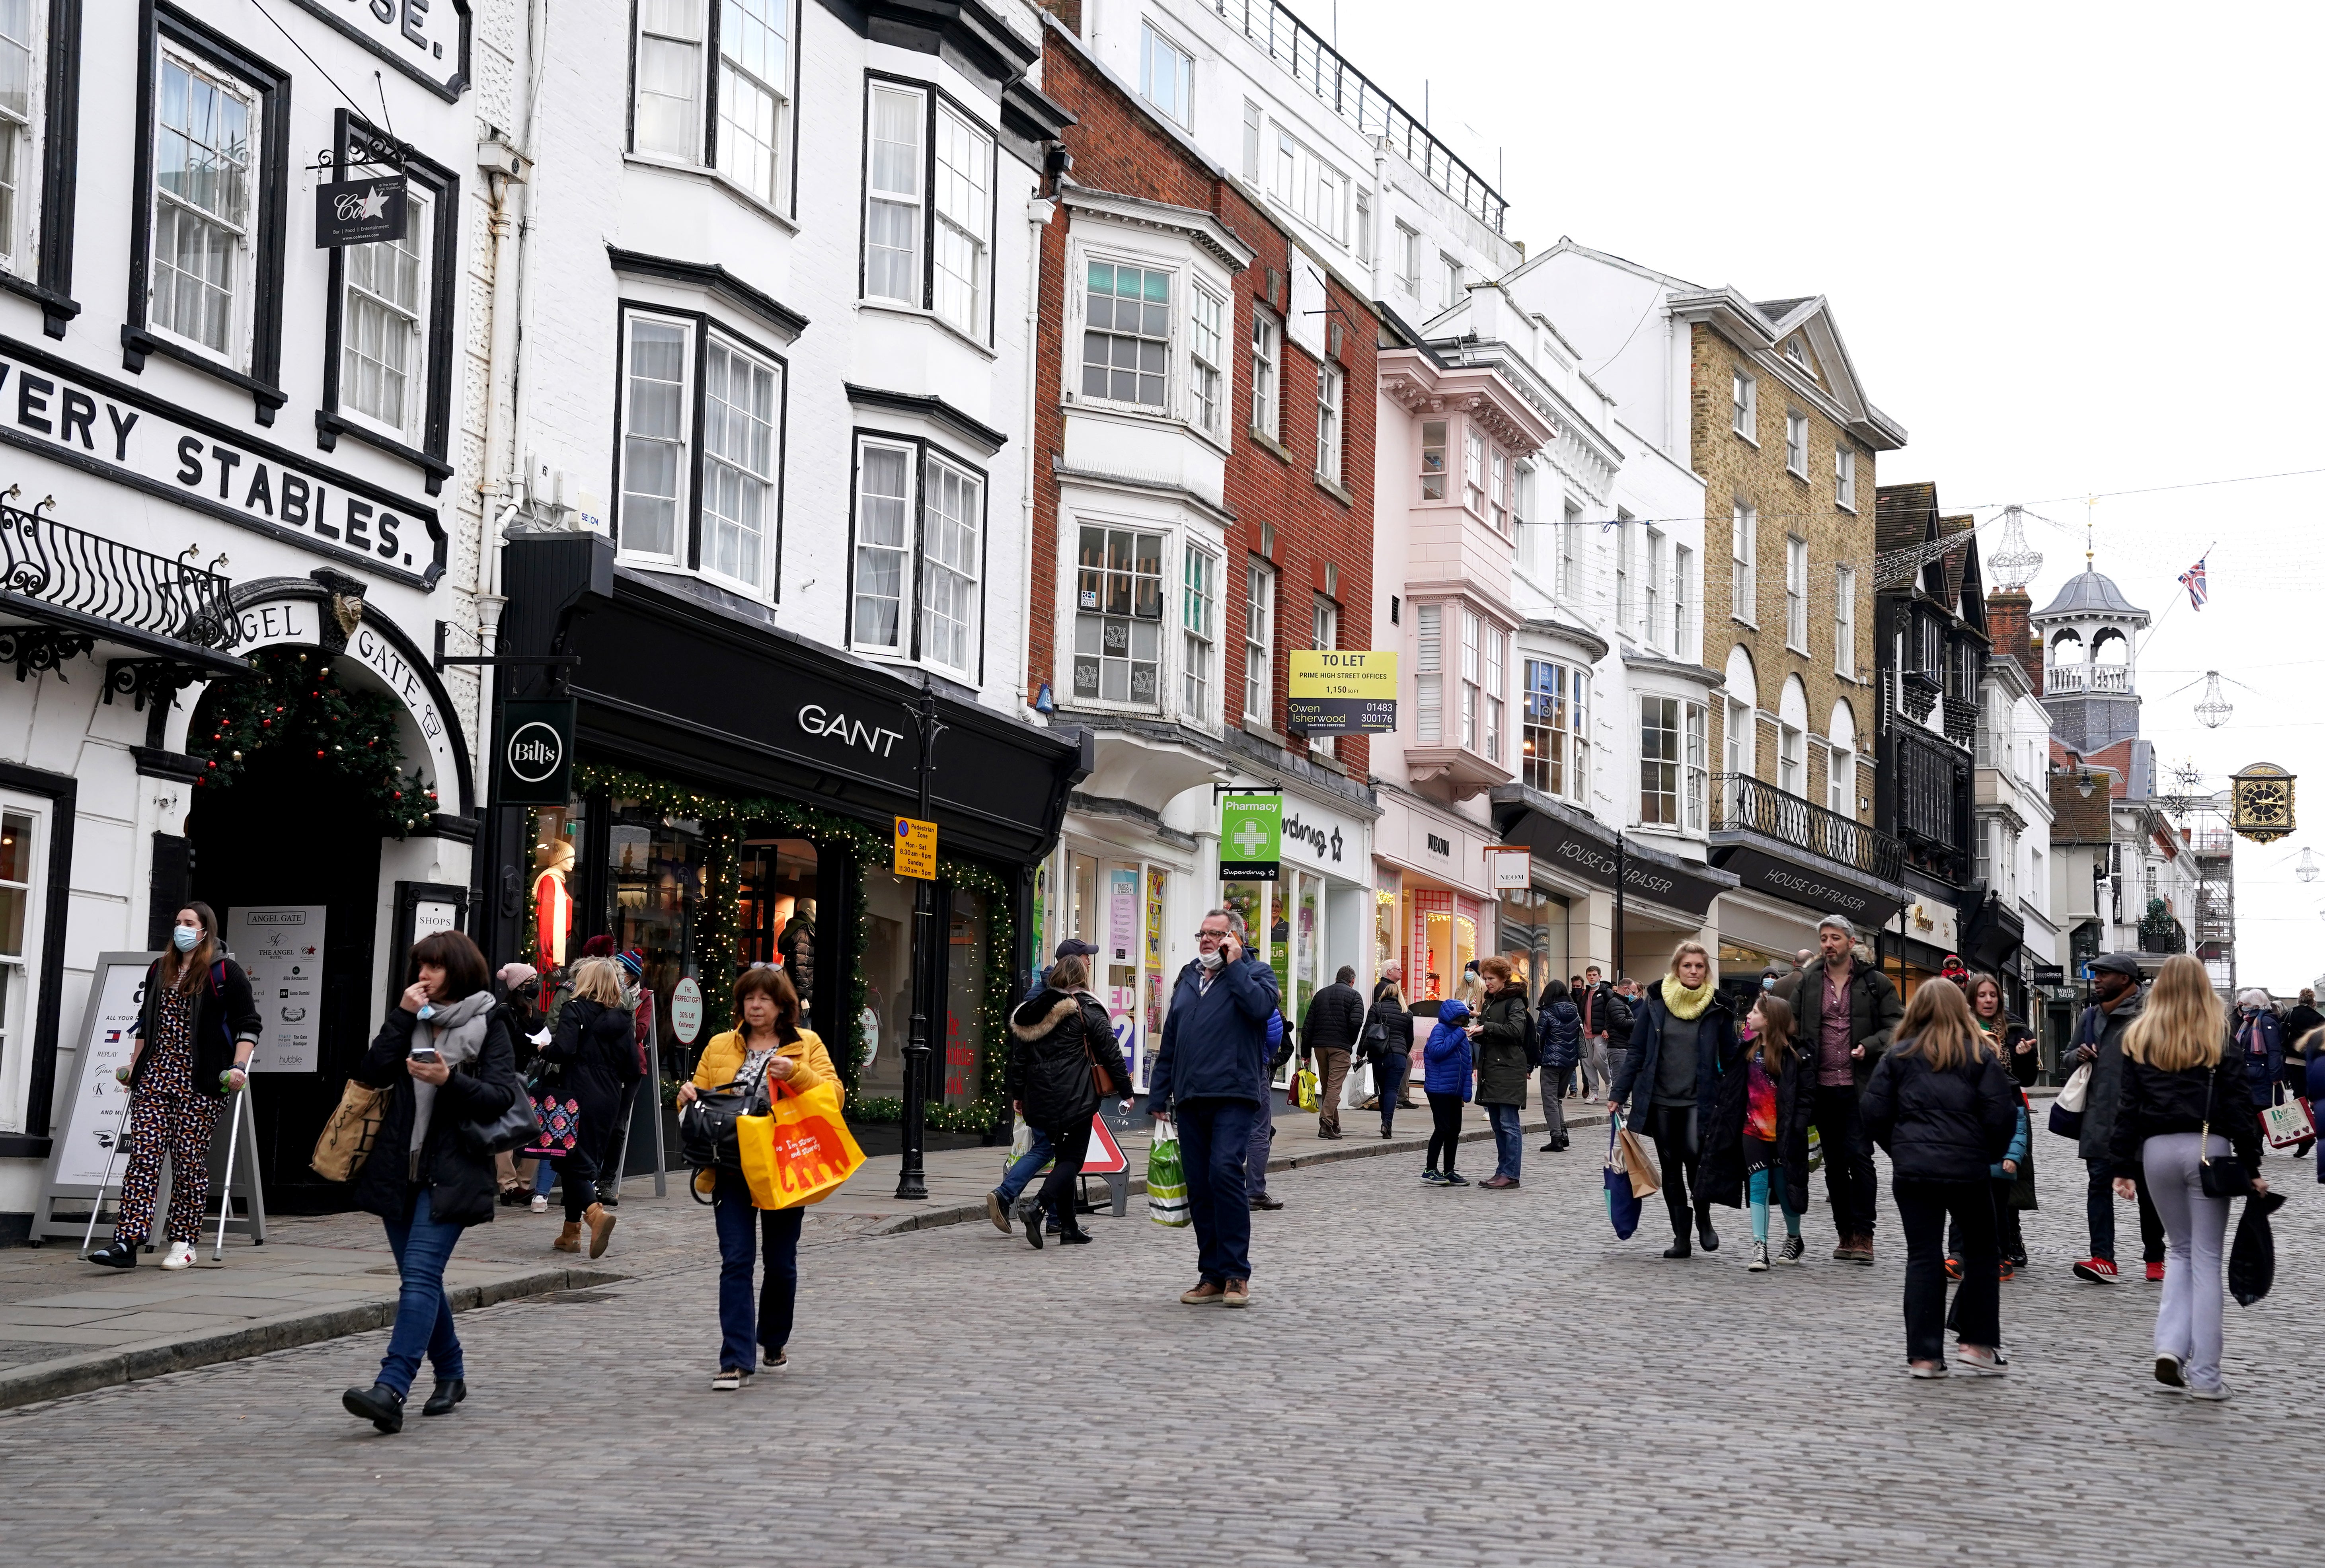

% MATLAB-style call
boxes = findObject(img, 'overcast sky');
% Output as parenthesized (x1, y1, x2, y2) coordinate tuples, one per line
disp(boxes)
(1293, 0, 2325, 989)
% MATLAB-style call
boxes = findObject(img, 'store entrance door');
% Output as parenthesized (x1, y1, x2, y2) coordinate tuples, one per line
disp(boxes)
(187, 744, 383, 1213)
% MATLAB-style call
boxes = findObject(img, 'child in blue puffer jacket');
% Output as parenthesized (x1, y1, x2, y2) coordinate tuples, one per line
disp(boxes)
(1422, 999, 1474, 1187)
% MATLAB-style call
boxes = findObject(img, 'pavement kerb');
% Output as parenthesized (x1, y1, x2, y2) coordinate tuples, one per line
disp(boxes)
(0, 1263, 622, 1413)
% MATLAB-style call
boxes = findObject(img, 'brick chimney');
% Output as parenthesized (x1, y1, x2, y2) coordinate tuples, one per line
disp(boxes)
(1987, 585, 2037, 694)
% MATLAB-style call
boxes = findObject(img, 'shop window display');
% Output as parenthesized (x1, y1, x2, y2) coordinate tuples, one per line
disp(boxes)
(944, 890, 988, 1102)
(859, 869, 915, 1099)
(1497, 886, 1566, 1004)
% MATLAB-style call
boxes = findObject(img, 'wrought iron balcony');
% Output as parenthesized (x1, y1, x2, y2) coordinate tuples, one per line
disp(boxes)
(0, 495, 245, 691)
(1712, 772, 1904, 882)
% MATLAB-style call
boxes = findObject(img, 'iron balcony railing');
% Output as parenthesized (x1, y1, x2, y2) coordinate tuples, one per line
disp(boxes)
(0, 497, 241, 653)
(1206, 0, 1508, 234)
(1712, 771, 1905, 882)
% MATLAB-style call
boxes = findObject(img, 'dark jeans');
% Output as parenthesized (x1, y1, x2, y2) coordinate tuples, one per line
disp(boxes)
(1812, 1083, 1879, 1238)
(2084, 1157, 2165, 1264)
(1485, 1103, 1522, 1180)
(1035, 1118, 1090, 1236)
(559, 1141, 602, 1223)
(1245, 1100, 1275, 1197)
(1425, 1092, 1466, 1173)
(1949, 1178, 2025, 1260)
(1538, 1067, 1567, 1141)
(1894, 1177, 2000, 1362)
(712, 1168, 803, 1372)
(1175, 1097, 1257, 1283)
(1646, 1103, 1701, 1238)
(376, 1187, 465, 1397)
(1376, 1054, 1410, 1134)
(600, 1082, 642, 1199)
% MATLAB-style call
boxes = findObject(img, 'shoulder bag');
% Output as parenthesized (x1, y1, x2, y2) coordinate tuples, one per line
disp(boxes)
(1079, 1001, 1117, 1095)
(678, 1078, 761, 1175)
(2260, 1083, 2316, 1149)
(2048, 1062, 2091, 1138)
(2197, 1118, 2252, 1199)
(459, 1077, 543, 1155)
(310, 1078, 389, 1181)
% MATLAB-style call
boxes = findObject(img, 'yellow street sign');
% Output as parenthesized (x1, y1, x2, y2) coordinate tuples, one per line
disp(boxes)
(893, 816, 937, 879)
(1288, 649, 1398, 733)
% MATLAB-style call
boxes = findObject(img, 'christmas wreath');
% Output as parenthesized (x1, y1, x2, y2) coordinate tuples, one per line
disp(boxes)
(189, 649, 437, 836)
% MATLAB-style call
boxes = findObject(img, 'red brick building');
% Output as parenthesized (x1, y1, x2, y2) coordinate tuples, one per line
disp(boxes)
(1023, 17, 1382, 1077)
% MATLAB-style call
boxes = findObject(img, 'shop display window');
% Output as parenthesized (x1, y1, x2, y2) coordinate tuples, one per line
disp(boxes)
(944, 889, 988, 1102)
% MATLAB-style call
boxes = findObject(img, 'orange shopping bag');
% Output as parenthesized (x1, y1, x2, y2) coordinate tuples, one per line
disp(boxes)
(737, 1077, 866, 1209)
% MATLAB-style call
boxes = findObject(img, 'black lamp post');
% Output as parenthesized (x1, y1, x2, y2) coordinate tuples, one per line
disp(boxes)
(894, 685, 945, 1201)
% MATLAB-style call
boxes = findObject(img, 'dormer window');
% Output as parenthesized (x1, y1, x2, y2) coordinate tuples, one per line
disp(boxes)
(1784, 336, 1812, 374)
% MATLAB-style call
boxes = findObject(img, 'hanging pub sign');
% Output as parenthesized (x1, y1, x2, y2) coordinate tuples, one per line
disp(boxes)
(1289, 650, 1398, 734)
(497, 698, 575, 806)
(1220, 794, 1282, 881)
(316, 175, 408, 247)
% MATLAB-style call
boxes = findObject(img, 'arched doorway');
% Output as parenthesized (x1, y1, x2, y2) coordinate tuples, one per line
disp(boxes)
(183, 649, 438, 1211)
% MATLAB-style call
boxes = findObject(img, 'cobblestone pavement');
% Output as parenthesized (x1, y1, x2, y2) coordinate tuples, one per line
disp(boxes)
(3, 1127, 2316, 1567)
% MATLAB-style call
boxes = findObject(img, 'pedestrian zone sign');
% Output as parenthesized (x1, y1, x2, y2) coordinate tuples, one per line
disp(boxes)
(1220, 794, 1281, 882)
(894, 816, 937, 879)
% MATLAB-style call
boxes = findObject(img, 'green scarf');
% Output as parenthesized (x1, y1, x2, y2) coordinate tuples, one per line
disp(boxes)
(1660, 974, 1715, 1021)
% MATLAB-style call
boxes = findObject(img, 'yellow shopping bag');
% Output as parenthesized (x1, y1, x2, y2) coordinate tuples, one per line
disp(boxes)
(737, 1077, 867, 1209)
(1294, 1066, 1319, 1112)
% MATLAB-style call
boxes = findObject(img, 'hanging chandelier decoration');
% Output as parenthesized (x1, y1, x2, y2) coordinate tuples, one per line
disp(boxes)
(2299, 849, 2319, 883)
(2194, 672, 2233, 729)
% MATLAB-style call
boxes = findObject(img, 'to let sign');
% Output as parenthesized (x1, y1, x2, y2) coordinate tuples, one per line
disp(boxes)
(316, 177, 407, 247)
(893, 816, 937, 880)
(497, 698, 574, 806)
(1289, 650, 1398, 734)
(1220, 794, 1282, 881)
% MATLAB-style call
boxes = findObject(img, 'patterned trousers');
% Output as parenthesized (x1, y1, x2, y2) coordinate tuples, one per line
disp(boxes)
(113, 1091, 222, 1245)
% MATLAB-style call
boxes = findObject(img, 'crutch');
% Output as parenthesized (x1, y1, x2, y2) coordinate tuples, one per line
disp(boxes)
(211, 1085, 248, 1262)
(78, 1089, 131, 1259)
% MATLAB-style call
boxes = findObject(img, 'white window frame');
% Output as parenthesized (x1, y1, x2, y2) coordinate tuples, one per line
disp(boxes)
(337, 183, 433, 447)
(850, 436, 918, 653)
(917, 450, 983, 676)
(1462, 430, 1485, 515)
(1273, 126, 1295, 200)
(863, 80, 927, 308)
(1250, 306, 1280, 438)
(1730, 500, 1756, 625)
(1395, 222, 1419, 293)
(1672, 544, 1694, 661)
(1139, 20, 1194, 127)
(1482, 623, 1505, 763)
(1834, 564, 1856, 678)
(932, 101, 993, 339)
(1685, 701, 1707, 832)
(1078, 251, 1174, 413)
(1835, 444, 1857, 510)
(0, 0, 44, 277)
(1785, 409, 1808, 477)
(0, 797, 48, 1126)
(1245, 560, 1275, 722)
(1731, 368, 1756, 442)
(1416, 602, 1443, 744)
(1558, 500, 1579, 599)
(1522, 657, 1588, 804)
(1240, 99, 1260, 181)
(1645, 527, 1665, 649)
(1829, 745, 1855, 816)
(1182, 543, 1218, 718)
(1640, 695, 1681, 827)
(697, 330, 783, 594)
(616, 308, 697, 566)
(1614, 519, 1632, 630)
(716, 0, 793, 209)
(1420, 419, 1446, 501)
(632, 0, 706, 162)
(1070, 522, 1168, 711)
(1315, 361, 1343, 484)
(1440, 252, 1463, 312)
(1459, 609, 1480, 751)
(1309, 594, 1339, 756)
(1779, 720, 1805, 796)
(1355, 188, 1372, 264)
(1785, 534, 1809, 653)
(1488, 446, 1508, 534)
(1189, 284, 1225, 435)
(148, 44, 262, 371)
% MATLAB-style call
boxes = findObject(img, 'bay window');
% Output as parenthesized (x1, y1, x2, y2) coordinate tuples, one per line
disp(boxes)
(1415, 604, 1442, 744)
(1073, 525, 1164, 707)
(850, 436, 984, 674)
(1190, 286, 1224, 433)
(1483, 624, 1506, 762)
(1463, 431, 1485, 513)
(719, 0, 791, 205)
(1460, 610, 1479, 749)
(861, 78, 994, 337)
(616, 307, 790, 594)
(619, 313, 694, 561)
(1523, 658, 1590, 804)
(1082, 259, 1170, 408)
(863, 82, 923, 304)
(631, 0, 795, 210)
(1420, 419, 1446, 500)
(1641, 697, 1708, 830)
(700, 335, 780, 588)
(932, 102, 992, 336)
(634, 0, 704, 158)
(1183, 546, 1217, 713)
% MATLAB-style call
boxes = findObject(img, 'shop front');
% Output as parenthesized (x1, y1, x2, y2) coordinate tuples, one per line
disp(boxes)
(1373, 786, 1502, 1006)
(1883, 884, 1964, 1001)
(1710, 829, 1910, 1007)
(492, 533, 1086, 1144)
(1491, 784, 1732, 987)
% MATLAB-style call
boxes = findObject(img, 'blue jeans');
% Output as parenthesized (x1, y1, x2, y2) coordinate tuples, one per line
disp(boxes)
(1485, 1103, 1522, 1180)
(994, 1125, 1056, 1208)
(532, 1156, 557, 1196)
(376, 1188, 465, 1397)
(1176, 1097, 1258, 1283)
(712, 1169, 803, 1372)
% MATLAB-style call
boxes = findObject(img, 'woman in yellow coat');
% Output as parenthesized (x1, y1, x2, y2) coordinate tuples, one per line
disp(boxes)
(678, 966, 836, 1389)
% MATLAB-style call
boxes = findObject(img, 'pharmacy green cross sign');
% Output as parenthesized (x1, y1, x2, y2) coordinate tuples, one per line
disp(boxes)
(1220, 793, 1282, 882)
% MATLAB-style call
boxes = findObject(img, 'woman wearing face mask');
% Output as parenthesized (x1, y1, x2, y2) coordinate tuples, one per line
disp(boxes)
(339, 930, 523, 1433)
(86, 904, 262, 1271)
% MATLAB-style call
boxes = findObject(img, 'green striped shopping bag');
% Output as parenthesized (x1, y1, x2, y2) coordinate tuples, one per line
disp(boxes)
(1146, 1130, 1191, 1227)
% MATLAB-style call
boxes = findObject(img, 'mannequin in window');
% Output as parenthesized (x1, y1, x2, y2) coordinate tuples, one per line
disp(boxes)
(778, 898, 817, 1020)
(534, 838, 575, 969)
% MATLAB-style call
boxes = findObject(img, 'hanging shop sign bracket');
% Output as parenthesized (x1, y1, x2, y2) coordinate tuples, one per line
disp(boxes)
(311, 125, 412, 249)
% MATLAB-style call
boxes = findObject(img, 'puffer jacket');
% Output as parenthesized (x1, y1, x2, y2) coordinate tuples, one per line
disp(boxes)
(1859, 1038, 2019, 1182)
(2108, 1049, 2263, 1179)
(1539, 1000, 1582, 1072)
(1008, 987, 1128, 1136)
(542, 996, 642, 1161)
(1472, 988, 1530, 1108)
(1422, 1000, 1474, 1099)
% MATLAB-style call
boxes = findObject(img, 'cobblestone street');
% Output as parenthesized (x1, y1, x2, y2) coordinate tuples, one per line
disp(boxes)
(4, 1131, 2316, 1567)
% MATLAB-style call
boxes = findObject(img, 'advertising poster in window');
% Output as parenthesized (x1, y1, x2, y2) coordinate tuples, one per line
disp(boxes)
(1106, 868, 1140, 1085)
(230, 906, 326, 1073)
(51, 954, 156, 1188)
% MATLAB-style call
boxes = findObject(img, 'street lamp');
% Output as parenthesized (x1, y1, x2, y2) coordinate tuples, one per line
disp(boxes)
(894, 685, 946, 1202)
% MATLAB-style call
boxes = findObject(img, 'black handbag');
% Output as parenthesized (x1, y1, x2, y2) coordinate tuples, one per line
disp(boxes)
(459, 1085, 543, 1155)
(2197, 1120, 2251, 1199)
(678, 1079, 760, 1175)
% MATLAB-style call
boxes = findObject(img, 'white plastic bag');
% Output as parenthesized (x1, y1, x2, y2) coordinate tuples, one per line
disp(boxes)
(1340, 1061, 1372, 1110)
(1002, 1114, 1034, 1177)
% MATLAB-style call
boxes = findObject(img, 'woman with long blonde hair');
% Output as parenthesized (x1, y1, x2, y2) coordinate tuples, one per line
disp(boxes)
(2108, 955, 2267, 1399)
(1606, 940, 1740, 1258)
(1860, 977, 2019, 1377)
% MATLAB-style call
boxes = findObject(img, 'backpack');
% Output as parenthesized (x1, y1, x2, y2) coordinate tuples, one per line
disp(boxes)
(1519, 1005, 1542, 1070)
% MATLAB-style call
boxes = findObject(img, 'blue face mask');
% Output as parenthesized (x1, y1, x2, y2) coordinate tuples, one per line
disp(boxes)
(172, 925, 201, 953)
(416, 1002, 437, 1021)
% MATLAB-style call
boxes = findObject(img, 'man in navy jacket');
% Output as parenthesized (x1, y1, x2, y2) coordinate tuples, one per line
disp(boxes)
(1147, 907, 1280, 1307)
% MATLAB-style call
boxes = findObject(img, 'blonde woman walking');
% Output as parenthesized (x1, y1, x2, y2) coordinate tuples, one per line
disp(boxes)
(2108, 955, 2268, 1399)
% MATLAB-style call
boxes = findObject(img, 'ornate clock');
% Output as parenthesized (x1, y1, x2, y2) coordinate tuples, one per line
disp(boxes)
(2230, 762, 2295, 843)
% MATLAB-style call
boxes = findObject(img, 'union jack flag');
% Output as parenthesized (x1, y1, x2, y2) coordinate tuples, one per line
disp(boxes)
(2179, 557, 2208, 610)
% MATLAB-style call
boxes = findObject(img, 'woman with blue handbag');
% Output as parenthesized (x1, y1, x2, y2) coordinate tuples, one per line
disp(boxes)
(339, 929, 524, 1434)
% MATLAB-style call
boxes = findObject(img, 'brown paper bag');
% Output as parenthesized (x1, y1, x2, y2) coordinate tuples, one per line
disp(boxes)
(1616, 1126, 1662, 1199)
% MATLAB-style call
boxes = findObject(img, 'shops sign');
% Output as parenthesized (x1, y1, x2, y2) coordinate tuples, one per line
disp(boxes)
(496, 699, 574, 806)
(1484, 845, 1531, 890)
(1220, 794, 1281, 881)
(1288, 650, 1398, 734)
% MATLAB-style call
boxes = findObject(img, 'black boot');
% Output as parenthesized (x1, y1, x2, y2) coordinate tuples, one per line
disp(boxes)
(341, 1383, 405, 1434)
(422, 1378, 466, 1417)
(1662, 1234, 1692, 1260)
(1697, 1210, 1721, 1253)
(86, 1237, 141, 1269)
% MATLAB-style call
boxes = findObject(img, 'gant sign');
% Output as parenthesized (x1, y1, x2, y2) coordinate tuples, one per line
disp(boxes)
(797, 703, 904, 759)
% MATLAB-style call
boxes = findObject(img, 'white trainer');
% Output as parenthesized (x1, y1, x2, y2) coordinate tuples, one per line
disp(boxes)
(529, 1194, 548, 1213)
(160, 1241, 195, 1270)
(1747, 1241, 1770, 1273)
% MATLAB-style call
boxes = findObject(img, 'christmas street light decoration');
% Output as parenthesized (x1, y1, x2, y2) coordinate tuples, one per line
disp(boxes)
(2194, 672, 2233, 729)
(1987, 504, 2044, 590)
(2299, 848, 2319, 883)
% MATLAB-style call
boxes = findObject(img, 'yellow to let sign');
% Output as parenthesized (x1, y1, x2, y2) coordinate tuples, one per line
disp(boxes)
(1288, 650, 1399, 734)
(893, 816, 937, 879)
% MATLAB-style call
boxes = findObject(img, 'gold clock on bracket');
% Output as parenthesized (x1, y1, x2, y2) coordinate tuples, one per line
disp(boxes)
(2230, 762, 2295, 843)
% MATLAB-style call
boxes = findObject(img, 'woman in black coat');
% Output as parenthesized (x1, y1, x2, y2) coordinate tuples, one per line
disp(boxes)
(1860, 979, 2019, 1379)
(1361, 973, 1417, 1139)
(1004, 954, 1129, 1248)
(340, 929, 522, 1434)
(538, 957, 641, 1259)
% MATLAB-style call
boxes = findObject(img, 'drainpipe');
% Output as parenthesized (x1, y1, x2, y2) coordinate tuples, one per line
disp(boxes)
(1021, 194, 1055, 713)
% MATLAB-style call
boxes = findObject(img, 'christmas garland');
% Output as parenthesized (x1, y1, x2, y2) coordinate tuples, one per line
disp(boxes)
(573, 765, 1016, 1120)
(189, 649, 436, 836)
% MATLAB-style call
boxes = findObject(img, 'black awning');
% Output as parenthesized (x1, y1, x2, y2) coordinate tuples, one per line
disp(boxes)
(1712, 843, 1906, 931)
(1490, 784, 1730, 922)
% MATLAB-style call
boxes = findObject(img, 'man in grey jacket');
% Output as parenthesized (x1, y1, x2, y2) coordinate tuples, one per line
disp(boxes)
(2068, 952, 2165, 1284)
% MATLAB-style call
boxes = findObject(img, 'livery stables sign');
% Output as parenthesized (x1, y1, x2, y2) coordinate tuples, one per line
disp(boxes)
(0, 337, 446, 588)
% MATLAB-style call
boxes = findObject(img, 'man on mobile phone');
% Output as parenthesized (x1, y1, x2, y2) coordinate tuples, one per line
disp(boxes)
(1145, 908, 1278, 1309)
